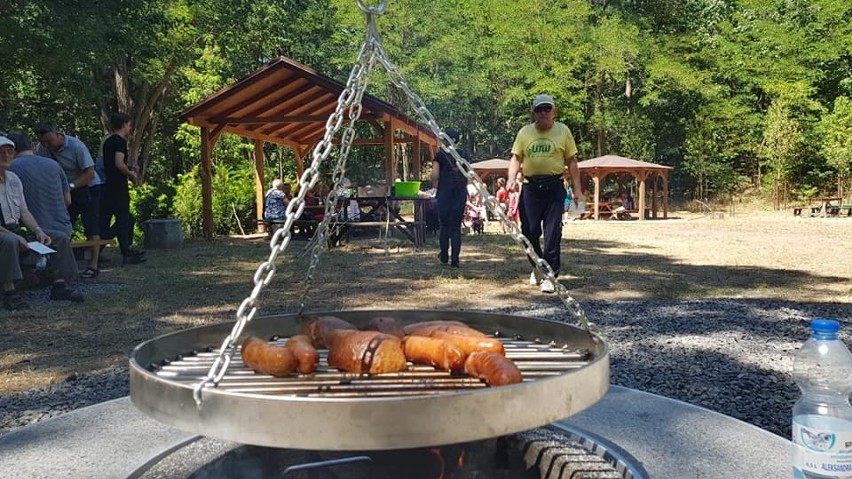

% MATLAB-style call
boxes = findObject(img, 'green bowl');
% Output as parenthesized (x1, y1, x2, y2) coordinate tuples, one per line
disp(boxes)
(394, 181, 421, 197)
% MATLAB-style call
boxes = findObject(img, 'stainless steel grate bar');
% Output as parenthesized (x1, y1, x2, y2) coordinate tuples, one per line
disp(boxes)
(152, 337, 591, 398)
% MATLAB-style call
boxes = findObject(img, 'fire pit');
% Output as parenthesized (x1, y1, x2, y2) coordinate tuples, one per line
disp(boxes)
(130, 310, 608, 450)
(127, 423, 648, 479)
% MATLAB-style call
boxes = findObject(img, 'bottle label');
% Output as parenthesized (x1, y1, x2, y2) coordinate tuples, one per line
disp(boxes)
(793, 416, 852, 477)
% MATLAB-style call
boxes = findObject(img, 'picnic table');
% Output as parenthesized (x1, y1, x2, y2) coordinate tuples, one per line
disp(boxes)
(269, 196, 427, 247)
(336, 195, 427, 248)
(812, 197, 842, 217)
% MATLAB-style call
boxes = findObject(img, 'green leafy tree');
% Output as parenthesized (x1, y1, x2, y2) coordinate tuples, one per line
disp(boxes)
(820, 96, 852, 198)
(761, 99, 802, 209)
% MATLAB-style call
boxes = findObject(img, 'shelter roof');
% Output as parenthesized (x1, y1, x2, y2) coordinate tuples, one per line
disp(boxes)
(471, 158, 510, 171)
(578, 155, 672, 170)
(179, 56, 436, 150)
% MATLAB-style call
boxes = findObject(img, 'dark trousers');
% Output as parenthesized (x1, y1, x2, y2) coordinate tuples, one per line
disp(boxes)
(519, 177, 566, 276)
(100, 190, 135, 258)
(437, 188, 467, 263)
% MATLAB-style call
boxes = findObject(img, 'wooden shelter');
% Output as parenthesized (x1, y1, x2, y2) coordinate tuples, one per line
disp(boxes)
(471, 158, 510, 181)
(179, 56, 438, 238)
(577, 155, 673, 220)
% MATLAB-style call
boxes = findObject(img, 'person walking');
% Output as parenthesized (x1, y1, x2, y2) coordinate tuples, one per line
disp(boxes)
(100, 112, 145, 265)
(507, 94, 584, 293)
(431, 129, 468, 268)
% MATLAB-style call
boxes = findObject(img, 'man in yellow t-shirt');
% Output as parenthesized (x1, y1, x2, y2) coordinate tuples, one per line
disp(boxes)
(507, 94, 584, 293)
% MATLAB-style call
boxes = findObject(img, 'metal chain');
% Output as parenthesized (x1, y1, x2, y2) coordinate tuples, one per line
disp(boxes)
(192, 16, 381, 407)
(193, 0, 594, 407)
(296, 48, 379, 314)
(372, 42, 594, 332)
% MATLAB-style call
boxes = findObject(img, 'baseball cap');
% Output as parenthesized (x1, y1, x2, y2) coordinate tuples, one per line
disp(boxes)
(0, 136, 14, 148)
(533, 94, 555, 109)
(445, 128, 460, 142)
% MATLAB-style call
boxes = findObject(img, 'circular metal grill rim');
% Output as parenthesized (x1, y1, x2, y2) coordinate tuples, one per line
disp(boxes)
(130, 310, 609, 450)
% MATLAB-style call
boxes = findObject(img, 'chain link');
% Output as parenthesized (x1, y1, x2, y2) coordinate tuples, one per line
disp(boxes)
(192, 23, 381, 407)
(192, 0, 595, 407)
(372, 43, 594, 332)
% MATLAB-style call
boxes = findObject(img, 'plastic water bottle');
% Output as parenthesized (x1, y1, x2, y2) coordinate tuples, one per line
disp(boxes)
(792, 319, 852, 479)
(35, 254, 48, 271)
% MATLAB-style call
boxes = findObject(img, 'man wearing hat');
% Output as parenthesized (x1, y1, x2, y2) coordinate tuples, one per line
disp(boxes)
(0, 135, 83, 309)
(507, 94, 584, 293)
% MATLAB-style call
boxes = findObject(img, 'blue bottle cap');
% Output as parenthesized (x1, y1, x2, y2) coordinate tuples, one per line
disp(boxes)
(811, 318, 840, 334)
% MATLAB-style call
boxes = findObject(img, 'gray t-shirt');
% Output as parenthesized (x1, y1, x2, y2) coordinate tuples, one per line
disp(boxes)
(35, 134, 95, 184)
(9, 153, 72, 235)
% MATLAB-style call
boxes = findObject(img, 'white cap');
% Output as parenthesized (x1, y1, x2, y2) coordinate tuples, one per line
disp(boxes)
(533, 94, 555, 109)
(0, 136, 14, 148)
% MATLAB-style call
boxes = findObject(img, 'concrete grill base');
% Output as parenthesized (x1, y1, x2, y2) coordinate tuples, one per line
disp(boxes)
(0, 386, 791, 478)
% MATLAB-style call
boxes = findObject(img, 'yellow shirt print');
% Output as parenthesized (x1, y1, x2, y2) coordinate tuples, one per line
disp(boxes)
(511, 122, 577, 177)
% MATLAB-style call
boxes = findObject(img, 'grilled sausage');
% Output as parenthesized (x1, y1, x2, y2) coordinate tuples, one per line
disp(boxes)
(285, 334, 319, 374)
(402, 336, 467, 372)
(240, 336, 297, 377)
(464, 351, 523, 386)
(327, 330, 408, 374)
(403, 320, 487, 338)
(300, 315, 357, 348)
(430, 330, 505, 356)
(364, 316, 405, 338)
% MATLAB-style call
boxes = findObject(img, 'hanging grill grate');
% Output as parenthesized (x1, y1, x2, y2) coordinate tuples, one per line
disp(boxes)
(130, 310, 608, 451)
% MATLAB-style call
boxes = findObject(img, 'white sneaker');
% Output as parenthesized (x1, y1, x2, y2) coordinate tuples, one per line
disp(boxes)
(529, 270, 541, 285)
(540, 279, 556, 293)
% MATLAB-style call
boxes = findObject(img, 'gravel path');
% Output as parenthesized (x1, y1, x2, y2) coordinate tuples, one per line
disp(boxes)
(1, 298, 848, 439)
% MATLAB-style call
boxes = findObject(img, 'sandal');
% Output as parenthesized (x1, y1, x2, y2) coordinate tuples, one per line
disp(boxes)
(3, 292, 29, 311)
(80, 267, 100, 279)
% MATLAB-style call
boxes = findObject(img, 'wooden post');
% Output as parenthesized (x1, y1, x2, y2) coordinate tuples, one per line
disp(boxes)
(651, 172, 659, 219)
(200, 127, 215, 239)
(637, 171, 647, 221)
(254, 139, 265, 232)
(593, 174, 601, 220)
(295, 146, 306, 180)
(385, 119, 395, 186)
(663, 171, 669, 219)
(413, 136, 422, 180)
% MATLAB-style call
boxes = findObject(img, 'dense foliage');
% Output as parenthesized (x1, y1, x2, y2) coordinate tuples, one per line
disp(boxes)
(2, 0, 851, 235)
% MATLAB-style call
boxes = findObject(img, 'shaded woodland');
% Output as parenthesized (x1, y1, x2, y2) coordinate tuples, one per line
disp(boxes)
(2, 0, 851, 234)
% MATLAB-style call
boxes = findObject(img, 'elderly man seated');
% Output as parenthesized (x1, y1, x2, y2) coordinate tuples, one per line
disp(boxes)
(0, 135, 82, 310)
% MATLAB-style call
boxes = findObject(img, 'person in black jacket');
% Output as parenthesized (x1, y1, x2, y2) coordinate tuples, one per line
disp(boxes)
(430, 129, 469, 268)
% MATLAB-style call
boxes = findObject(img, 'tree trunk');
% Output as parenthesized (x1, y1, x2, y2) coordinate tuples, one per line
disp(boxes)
(104, 56, 177, 183)
(596, 73, 605, 157)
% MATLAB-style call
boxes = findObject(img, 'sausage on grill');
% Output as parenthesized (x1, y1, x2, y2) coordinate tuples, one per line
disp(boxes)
(402, 336, 467, 372)
(241, 336, 297, 377)
(403, 320, 487, 338)
(301, 315, 357, 348)
(364, 316, 405, 338)
(430, 330, 505, 356)
(464, 351, 523, 386)
(327, 330, 408, 374)
(285, 334, 319, 374)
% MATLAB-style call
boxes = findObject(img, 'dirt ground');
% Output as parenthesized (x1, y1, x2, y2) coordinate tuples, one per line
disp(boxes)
(0, 209, 849, 395)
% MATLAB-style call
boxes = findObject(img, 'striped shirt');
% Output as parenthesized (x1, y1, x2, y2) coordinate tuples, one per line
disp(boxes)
(9, 154, 72, 235)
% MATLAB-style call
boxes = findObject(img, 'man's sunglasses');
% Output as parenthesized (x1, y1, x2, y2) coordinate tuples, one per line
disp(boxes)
(534, 105, 553, 113)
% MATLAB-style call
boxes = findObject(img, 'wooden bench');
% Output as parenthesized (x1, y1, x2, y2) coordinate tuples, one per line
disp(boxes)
(71, 239, 114, 250)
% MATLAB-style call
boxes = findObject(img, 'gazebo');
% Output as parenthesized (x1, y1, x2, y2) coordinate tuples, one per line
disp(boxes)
(180, 56, 438, 238)
(471, 158, 510, 181)
(578, 155, 673, 220)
